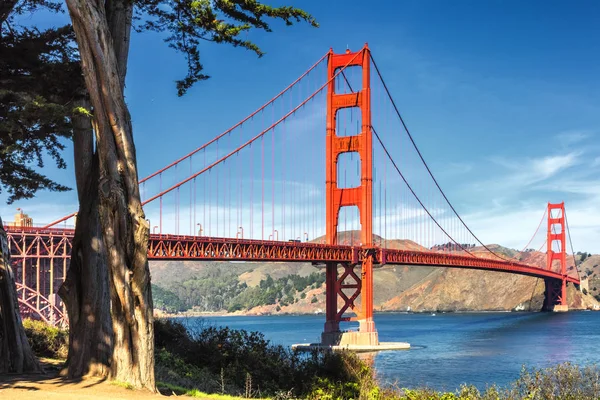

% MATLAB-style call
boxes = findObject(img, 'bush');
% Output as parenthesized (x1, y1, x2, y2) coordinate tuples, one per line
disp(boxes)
(385, 363, 600, 400)
(507, 363, 600, 399)
(154, 319, 370, 398)
(311, 296, 318, 304)
(22, 318, 68, 359)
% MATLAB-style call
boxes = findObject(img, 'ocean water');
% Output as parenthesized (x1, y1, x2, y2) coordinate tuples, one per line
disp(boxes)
(181, 312, 600, 391)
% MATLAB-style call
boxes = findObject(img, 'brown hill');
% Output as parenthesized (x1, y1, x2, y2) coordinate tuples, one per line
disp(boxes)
(149, 238, 600, 314)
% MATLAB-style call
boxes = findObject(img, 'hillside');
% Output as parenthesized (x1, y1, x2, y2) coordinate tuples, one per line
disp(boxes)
(149, 238, 600, 315)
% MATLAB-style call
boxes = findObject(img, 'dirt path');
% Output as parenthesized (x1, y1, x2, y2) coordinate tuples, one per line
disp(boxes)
(0, 375, 165, 400)
(0, 360, 167, 400)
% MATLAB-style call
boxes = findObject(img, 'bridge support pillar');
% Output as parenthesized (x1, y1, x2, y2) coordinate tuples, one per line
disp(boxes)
(322, 256, 379, 347)
(543, 278, 568, 312)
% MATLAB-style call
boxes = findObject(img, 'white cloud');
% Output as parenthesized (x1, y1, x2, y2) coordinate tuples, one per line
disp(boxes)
(555, 130, 592, 146)
(466, 152, 581, 199)
(529, 153, 580, 181)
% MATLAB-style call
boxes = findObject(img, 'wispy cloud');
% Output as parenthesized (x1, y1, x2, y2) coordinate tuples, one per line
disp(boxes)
(461, 199, 600, 254)
(454, 148, 600, 253)
(555, 130, 592, 146)
(480, 152, 581, 192)
(528, 153, 581, 181)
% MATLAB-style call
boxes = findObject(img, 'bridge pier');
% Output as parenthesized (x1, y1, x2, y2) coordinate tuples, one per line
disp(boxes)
(321, 256, 379, 347)
(543, 278, 568, 312)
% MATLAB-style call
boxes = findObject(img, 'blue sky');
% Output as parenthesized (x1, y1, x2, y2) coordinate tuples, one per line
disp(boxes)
(3, 0, 600, 253)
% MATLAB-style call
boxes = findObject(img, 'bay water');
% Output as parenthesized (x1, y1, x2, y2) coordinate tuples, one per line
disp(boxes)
(181, 312, 600, 391)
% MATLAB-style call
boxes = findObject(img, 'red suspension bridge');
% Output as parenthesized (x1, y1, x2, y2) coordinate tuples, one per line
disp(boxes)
(3, 45, 581, 345)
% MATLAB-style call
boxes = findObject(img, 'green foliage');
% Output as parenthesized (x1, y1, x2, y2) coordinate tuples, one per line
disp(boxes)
(389, 363, 600, 400)
(161, 271, 325, 313)
(311, 295, 318, 304)
(0, 2, 82, 203)
(306, 352, 379, 400)
(157, 382, 251, 399)
(226, 272, 324, 311)
(153, 284, 187, 313)
(156, 347, 221, 392)
(136, 0, 318, 95)
(111, 381, 135, 390)
(163, 269, 247, 312)
(507, 363, 600, 399)
(154, 319, 367, 398)
(22, 318, 68, 359)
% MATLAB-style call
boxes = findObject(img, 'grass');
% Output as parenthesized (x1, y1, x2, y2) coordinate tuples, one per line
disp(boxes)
(22, 318, 68, 359)
(111, 381, 135, 390)
(157, 382, 259, 399)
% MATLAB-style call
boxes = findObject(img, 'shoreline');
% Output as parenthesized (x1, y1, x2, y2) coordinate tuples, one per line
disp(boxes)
(156, 307, 600, 319)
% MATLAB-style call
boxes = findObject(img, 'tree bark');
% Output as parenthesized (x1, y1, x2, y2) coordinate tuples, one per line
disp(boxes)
(0, 217, 42, 374)
(59, 97, 113, 378)
(61, 0, 155, 390)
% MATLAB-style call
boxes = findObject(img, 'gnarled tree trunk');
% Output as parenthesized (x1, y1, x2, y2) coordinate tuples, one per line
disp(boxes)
(60, 0, 155, 390)
(59, 97, 113, 377)
(0, 217, 42, 374)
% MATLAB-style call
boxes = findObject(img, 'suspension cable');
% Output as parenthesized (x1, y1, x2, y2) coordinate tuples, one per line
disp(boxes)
(142, 51, 362, 205)
(564, 209, 582, 281)
(372, 125, 477, 258)
(139, 51, 329, 184)
(369, 53, 509, 262)
(41, 52, 330, 230)
(518, 209, 547, 254)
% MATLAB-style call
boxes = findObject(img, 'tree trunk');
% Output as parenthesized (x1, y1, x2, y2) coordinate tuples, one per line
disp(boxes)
(59, 97, 113, 377)
(0, 217, 42, 374)
(62, 0, 155, 390)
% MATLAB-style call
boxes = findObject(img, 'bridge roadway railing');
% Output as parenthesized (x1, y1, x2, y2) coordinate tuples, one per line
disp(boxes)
(5, 227, 579, 285)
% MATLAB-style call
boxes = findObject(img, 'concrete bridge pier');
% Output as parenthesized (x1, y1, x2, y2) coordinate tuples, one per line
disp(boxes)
(543, 278, 568, 312)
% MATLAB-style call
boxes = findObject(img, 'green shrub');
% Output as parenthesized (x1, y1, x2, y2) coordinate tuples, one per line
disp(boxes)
(22, 318, 68, 359)
(387, 363, 600, 400)
(154, 319, 369, 398)
(507, 363, 600, 399)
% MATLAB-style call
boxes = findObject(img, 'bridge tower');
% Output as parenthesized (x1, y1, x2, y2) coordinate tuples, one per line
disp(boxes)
(544, 202, 568, 312)
(323, 44, 378, 346)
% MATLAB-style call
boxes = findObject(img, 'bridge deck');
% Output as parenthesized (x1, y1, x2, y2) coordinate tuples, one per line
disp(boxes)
(5, 227, 579, 284)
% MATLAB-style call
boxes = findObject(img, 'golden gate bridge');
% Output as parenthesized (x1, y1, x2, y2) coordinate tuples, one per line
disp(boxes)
(2, 45, 581, 347)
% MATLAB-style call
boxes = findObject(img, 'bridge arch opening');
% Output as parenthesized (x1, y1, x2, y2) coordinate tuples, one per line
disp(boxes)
(337, 152, 361, 189)
(336, 206, 361, 246)
(335, 107, 362, 137)
(334, 66, 362, 94)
